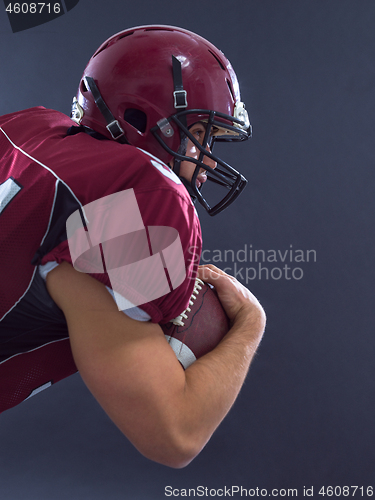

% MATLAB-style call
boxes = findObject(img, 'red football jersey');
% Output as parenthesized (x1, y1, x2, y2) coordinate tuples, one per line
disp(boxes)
(0, 107, 202, 413)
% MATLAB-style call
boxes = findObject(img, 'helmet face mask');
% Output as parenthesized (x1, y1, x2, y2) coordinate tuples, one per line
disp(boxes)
(151, 108, 251, 216)
(72, 25, 252, 215)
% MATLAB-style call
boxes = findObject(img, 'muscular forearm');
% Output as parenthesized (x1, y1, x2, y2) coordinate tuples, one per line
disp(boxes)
(97, 308, 265, 469)
(172, 307, 265, 465)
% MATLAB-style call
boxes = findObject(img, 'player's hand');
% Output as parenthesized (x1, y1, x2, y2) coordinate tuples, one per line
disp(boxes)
(198, 264, 266, 329)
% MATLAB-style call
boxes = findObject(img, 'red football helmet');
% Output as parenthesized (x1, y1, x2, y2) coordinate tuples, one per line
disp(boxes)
(71, 25, 251, 215)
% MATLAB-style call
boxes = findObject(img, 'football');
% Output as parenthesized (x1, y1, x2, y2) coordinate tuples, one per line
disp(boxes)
(160, 278, 230, 369)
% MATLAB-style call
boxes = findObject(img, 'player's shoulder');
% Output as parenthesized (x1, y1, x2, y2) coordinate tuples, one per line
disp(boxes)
(133, 147, 187, 196)
(0, 106, 44, 125)
(93, 143, 195, 213)
(0, 107, 75, 150)
(130, 148, 199, 227)
(0, 106, 71, 129)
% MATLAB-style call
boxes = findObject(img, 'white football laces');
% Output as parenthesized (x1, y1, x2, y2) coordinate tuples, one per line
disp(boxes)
(170, 278, 204, 327)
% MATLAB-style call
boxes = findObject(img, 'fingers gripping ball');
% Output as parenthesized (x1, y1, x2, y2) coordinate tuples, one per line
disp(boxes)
(161, 279, 230, 369)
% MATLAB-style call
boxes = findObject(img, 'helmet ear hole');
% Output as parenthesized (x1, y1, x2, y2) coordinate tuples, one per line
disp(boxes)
(124, 108, 147, 133)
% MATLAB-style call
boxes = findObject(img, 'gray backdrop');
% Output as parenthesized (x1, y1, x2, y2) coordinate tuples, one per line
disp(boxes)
(1, 1, 374, 498)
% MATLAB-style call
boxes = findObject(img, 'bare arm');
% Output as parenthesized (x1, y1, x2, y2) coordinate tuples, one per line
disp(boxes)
(46, 262, 265, 468)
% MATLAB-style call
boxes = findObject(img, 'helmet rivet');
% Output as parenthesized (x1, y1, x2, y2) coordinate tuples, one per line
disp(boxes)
(157, 118, 174, 138)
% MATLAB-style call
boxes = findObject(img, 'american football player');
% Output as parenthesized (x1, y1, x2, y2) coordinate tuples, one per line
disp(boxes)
(0, 25, 265, 467)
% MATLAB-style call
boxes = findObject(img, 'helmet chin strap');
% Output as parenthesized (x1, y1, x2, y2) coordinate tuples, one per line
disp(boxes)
(171, 54, 188, 179)
(172, 135, 199, 204)
(84, 76, 129, 144)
